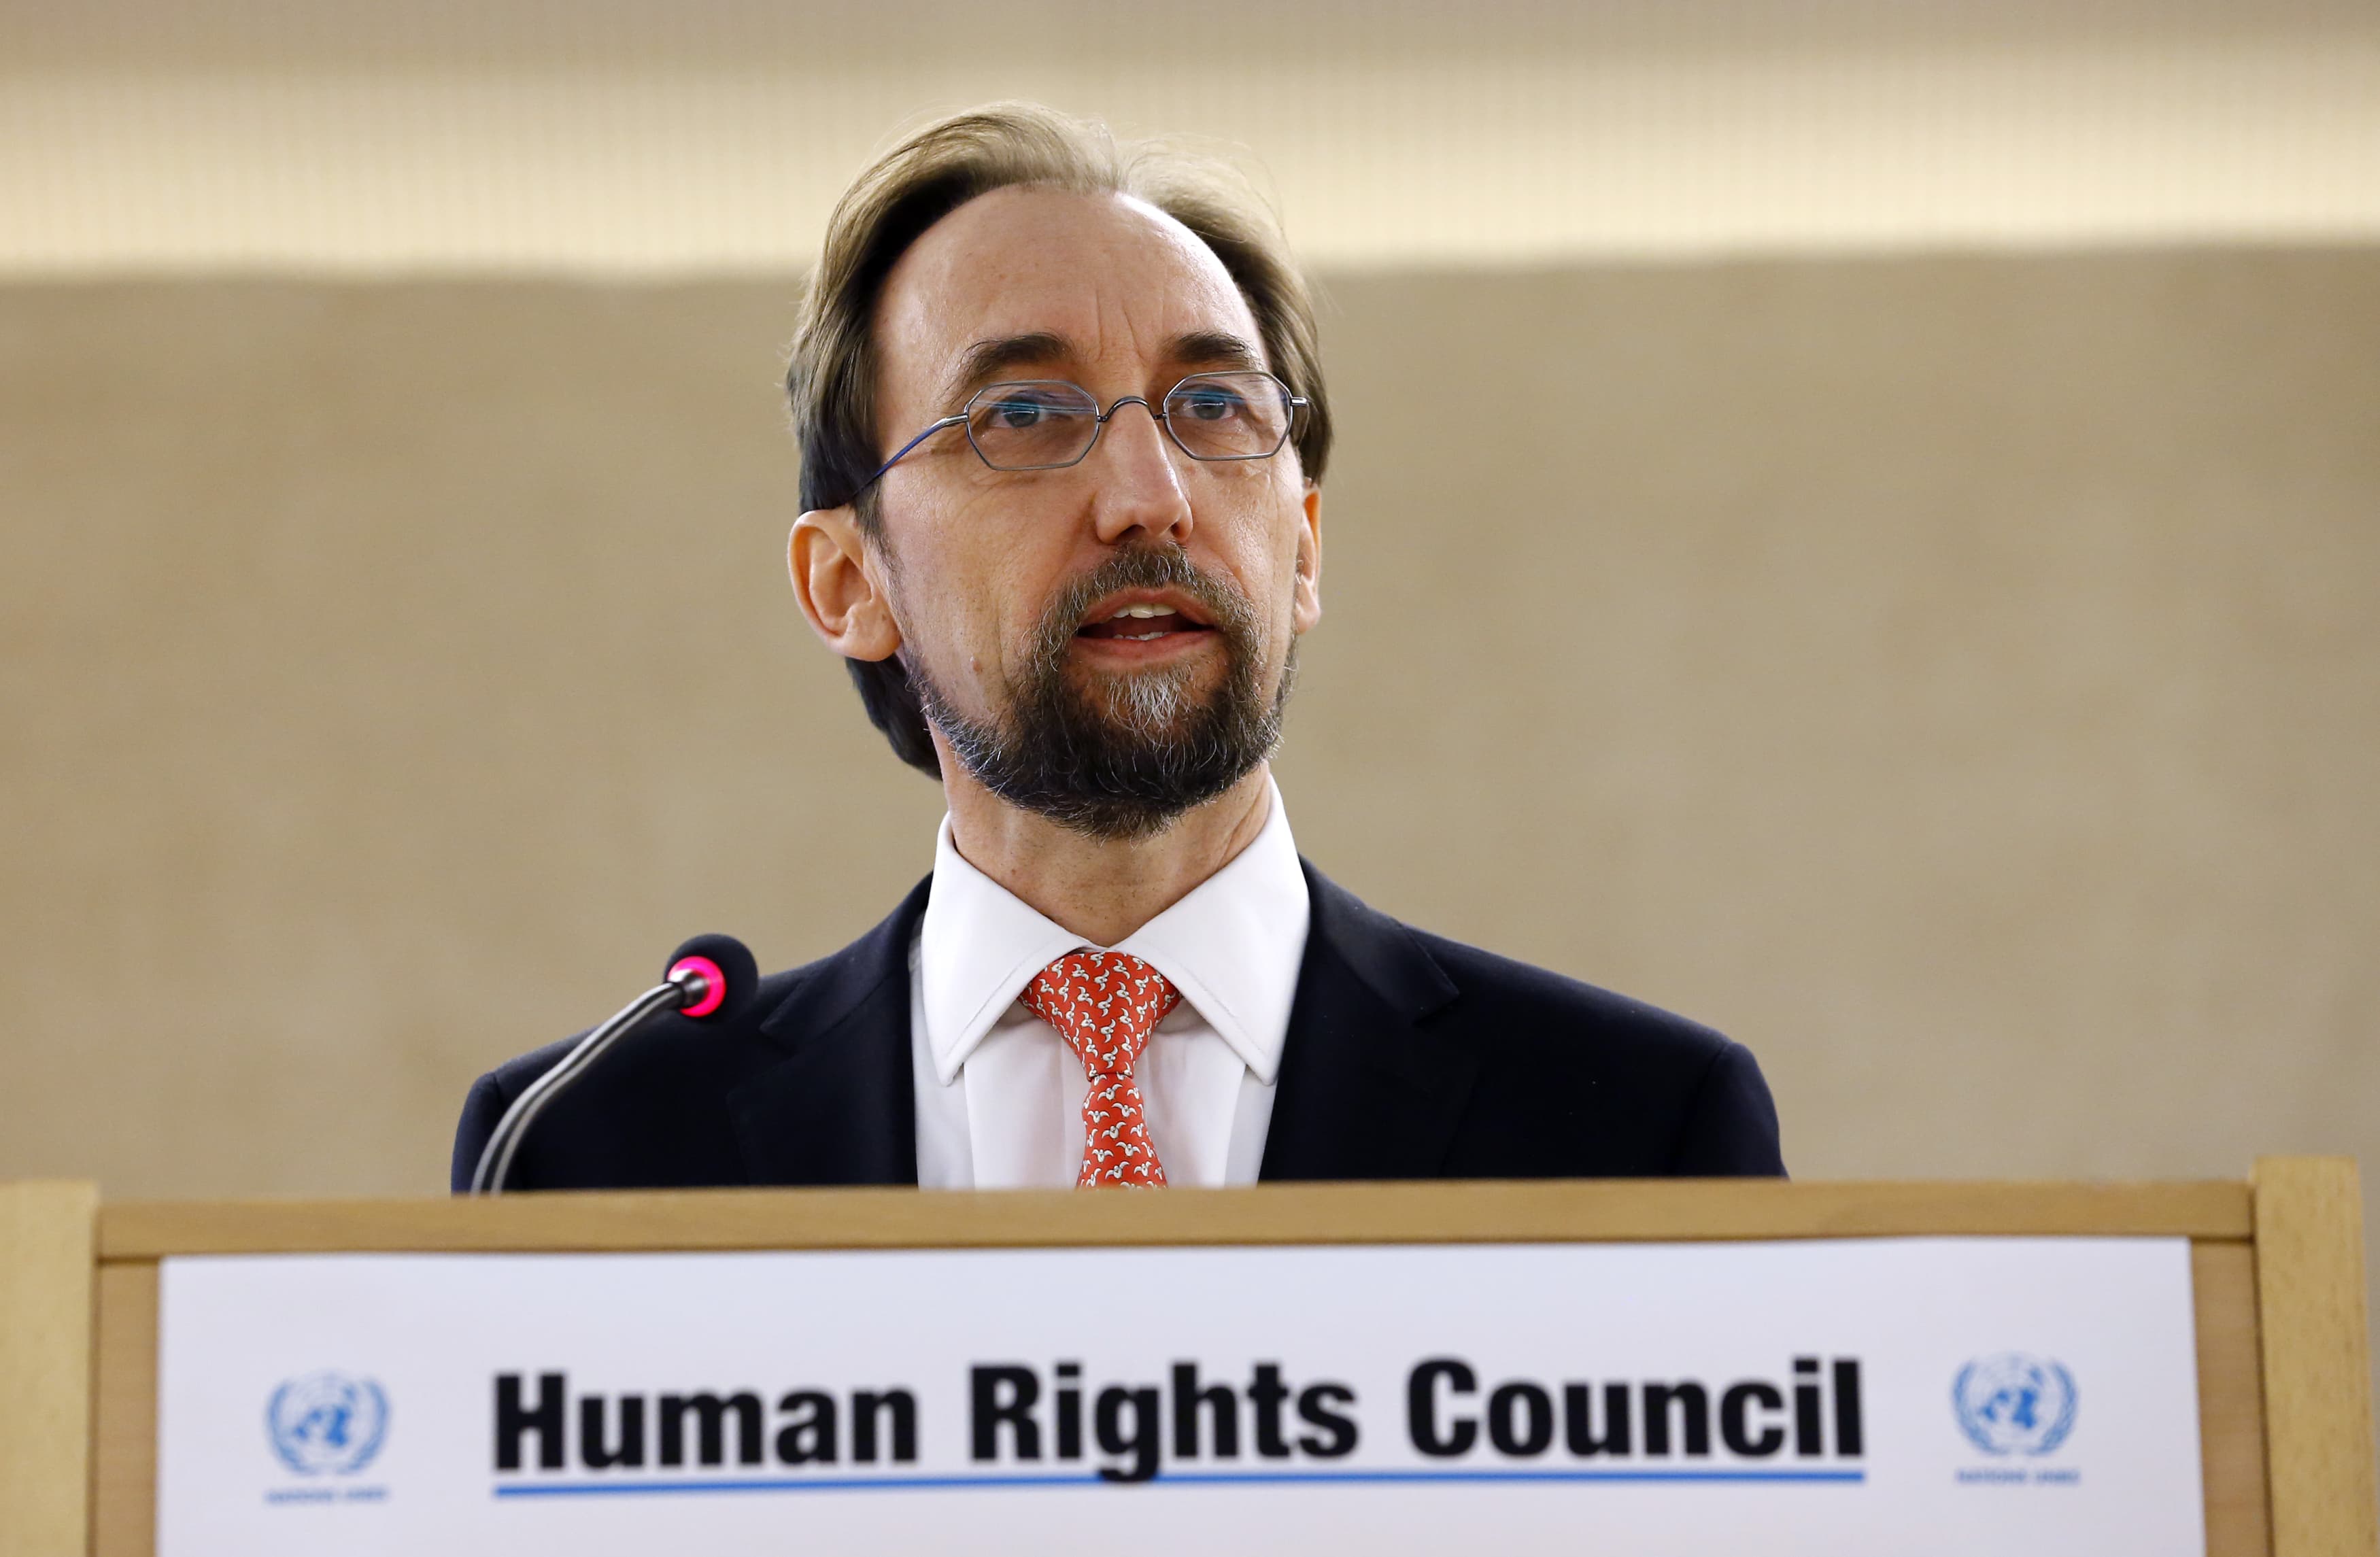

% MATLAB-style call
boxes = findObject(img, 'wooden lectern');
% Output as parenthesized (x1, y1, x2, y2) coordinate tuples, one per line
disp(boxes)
(3, 1158, 2373, 1556)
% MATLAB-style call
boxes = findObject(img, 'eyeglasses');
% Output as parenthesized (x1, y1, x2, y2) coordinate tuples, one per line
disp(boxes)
(855, 371, 1308, 496)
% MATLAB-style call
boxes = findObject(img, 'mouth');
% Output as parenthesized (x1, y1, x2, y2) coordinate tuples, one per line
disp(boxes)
(1072, 589, 1219, 646)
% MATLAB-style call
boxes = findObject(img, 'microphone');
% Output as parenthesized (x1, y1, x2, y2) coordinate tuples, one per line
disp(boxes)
(469, 934, 758, 1195)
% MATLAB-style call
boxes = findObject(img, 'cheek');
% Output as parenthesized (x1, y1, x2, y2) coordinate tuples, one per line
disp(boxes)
(1240, 490, 1312, 621)
(889, 496, 1054, 664)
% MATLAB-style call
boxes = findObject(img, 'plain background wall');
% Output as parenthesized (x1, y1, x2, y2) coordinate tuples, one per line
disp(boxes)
(3, 253, 2375, 1337)
(10, 0, 2380, 269)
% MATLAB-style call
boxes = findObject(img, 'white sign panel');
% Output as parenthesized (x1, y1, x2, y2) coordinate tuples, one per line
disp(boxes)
(158, 1237, 2205, 1556)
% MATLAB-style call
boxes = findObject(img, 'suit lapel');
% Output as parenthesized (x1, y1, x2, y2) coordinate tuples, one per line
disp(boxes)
(723, 863, 1474, 1186)
(727, 877, 927, 1186)
(1259, 863, 1476, 1180)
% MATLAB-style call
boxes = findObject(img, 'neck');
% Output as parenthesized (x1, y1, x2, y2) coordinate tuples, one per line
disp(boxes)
(938, 760, 1275, 946)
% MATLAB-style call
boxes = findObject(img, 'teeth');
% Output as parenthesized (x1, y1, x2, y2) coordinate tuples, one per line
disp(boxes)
(1115, 604, 1178, 619)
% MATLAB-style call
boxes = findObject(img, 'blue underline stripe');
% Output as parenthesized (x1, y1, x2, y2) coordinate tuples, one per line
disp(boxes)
(493, 1467, 1866, 1498)
(1165, 1469, 1865, 1486)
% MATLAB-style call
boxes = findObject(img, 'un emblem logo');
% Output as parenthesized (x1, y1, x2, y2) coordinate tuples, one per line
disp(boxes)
(266, 1371, 390, 1475)
(1952, 1353, 2077, 1456)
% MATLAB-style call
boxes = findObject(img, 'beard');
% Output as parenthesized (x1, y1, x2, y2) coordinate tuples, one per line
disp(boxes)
(905, 545, 1294, 842)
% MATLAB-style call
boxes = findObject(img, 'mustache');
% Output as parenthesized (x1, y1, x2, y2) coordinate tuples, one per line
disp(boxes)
(1025, 545, 1259, 662)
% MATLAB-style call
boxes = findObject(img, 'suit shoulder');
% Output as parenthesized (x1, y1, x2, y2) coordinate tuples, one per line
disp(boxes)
(449, 959, 821, 1193)
(1398, 921, 1783, 1177)
(1287, 862, 1782, 1178)
(474, 961, 815, 1099)
(449, 879, 933, 1193)
(1403, 923, 1735, 1065)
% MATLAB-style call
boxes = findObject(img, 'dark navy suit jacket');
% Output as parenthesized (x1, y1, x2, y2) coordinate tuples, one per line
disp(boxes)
(451, 862, 1785, 1191)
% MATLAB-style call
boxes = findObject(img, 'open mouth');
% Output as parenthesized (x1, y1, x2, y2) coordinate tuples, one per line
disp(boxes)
(1074, 590, 1219, 645)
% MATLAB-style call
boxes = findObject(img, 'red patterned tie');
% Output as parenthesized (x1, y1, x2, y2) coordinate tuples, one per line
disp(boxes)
(1018, 950, 1182, 1188)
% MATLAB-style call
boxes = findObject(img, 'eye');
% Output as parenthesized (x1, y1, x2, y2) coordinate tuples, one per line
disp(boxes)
(1176, 384, 1246, 422)
(970, 383, 1094, 432)
(987, 396, 1051, 430)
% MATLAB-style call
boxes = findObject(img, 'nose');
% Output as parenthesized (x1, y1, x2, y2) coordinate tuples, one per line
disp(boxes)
(1087, 398, 1195, 548)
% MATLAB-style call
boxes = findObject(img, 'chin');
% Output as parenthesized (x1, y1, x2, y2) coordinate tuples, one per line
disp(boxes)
(1069, 657, 1225, 730)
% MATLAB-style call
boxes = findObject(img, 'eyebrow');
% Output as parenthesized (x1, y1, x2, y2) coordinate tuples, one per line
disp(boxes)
(944, 331, 1075, 405)
(1165, 330, 1267, 375)
(939, 328, 1270, 408)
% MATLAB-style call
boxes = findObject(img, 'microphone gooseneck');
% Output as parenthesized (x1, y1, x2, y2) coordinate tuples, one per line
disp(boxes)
(469, 935, 753, 1195)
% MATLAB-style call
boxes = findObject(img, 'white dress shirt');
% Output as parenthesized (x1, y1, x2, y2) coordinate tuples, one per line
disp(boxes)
(910, 778, 1310, 1189)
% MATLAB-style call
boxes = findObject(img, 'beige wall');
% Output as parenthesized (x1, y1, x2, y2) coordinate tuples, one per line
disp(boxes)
(2, 253, 2375, 1227)
(8, 0, 2380, 273)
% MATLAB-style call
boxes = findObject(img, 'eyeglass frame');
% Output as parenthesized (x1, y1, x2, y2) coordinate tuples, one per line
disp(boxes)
(850, 370, 1310, 498)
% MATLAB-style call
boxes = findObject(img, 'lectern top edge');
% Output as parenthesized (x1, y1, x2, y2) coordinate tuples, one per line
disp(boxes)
(92, 1176, 2255, 1259)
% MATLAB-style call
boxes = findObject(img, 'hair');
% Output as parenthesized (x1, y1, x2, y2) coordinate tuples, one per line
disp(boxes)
(783, 102, 1333, 776)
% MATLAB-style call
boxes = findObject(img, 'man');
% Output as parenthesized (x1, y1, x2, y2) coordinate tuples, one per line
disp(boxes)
(452, 104, 1782, 1193)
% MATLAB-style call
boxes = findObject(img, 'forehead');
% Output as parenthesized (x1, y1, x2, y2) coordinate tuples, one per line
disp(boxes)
(873, 186, 1263, 397)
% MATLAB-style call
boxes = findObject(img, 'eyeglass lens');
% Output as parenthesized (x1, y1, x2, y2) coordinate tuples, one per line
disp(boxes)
(963, 373, 1293, 470)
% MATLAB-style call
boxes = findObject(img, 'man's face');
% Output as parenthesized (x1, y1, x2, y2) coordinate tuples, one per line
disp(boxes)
(863, 185, 1323, 837)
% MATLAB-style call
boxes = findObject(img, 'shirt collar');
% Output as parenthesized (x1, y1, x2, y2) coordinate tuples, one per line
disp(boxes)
(917, 776, 1310, 1087)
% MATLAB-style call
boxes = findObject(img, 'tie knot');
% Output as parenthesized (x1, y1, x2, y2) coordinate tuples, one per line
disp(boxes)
(1019, 950, 1181, 1076)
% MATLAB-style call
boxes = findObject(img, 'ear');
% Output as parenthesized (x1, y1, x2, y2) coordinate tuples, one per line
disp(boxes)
(1291, 484, 1324, 634)
(789, 507, 903, 662)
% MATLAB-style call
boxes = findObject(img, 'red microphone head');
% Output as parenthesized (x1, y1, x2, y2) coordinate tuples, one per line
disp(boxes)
(668, 955, 727, 1019)
(662, 934, 755, 1022)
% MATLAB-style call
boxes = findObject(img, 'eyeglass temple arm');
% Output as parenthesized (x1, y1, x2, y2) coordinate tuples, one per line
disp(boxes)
(852, 413, 968, 499)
